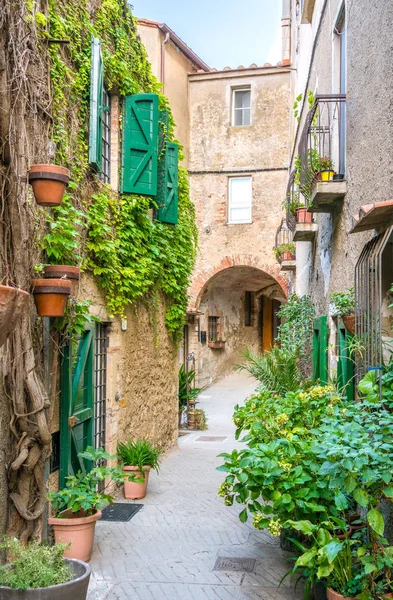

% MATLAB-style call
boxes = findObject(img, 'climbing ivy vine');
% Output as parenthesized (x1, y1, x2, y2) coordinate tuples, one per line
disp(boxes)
(47, 0, 197, 337)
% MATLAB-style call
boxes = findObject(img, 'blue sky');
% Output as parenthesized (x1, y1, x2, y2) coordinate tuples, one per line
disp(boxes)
(130, 1, 283, 70)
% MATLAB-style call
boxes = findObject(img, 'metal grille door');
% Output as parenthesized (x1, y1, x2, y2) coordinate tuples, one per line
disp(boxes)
(94, 323, 108, 452)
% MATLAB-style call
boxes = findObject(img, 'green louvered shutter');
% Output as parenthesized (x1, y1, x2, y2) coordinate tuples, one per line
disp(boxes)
(157, 142, 179, 224)
(312, 316, 329, 384)
(60, 330, 94, 487)
(337, 321, 354, 401)
(121, 93, 158, 195)
(88, 37, 104, 172)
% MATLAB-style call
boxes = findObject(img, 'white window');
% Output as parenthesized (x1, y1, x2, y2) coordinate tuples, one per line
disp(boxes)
(232, 88, 251, 126)
(228, 177, 252, 224)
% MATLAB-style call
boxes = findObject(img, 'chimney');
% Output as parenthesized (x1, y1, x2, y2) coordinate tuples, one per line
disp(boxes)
(281, 0, 291, 66)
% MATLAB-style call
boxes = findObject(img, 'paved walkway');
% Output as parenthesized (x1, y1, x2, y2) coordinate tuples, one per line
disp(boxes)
(87, 372, 302, 599)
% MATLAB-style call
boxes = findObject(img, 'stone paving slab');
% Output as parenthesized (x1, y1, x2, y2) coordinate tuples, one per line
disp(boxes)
(88, 372, 302, 600)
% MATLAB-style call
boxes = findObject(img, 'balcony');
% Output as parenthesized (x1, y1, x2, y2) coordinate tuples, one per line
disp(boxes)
(285, 170, 317, 242)
(298, 95, 347, 213)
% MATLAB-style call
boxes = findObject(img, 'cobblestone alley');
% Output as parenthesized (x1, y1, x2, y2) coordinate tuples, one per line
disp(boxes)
(87, 372, 303, 600)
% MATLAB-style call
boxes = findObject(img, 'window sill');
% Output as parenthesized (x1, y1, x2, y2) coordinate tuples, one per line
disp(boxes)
(227, 221, 253, 225)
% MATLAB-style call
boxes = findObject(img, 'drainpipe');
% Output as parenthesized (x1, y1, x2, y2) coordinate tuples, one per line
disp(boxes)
(160, 31, 170, 92)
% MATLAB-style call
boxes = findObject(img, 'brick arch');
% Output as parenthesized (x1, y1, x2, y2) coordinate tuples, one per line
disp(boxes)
(188, 254, 289, 312)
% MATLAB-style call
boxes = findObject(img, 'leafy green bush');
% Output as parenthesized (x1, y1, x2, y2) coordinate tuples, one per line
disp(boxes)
(0, 538, 71, 589)
(330, 288, 355, 317)
(236, 346, 302, 394)
(117, 438, 161, 472)
(48, 447, 125, 517)
(276, 294, 315, 358)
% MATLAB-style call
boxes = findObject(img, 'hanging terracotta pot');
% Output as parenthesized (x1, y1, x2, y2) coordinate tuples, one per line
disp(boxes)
(32, 279, 72, 317)
(43, 265, 80, 292)
(0, 285, 30, 347)
(28, 164, 70, 207)
(296, 208, 313, 224)
(342, 315, 355, 335)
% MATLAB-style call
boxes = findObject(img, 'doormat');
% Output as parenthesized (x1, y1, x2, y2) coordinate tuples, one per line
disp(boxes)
(213, 557, 256, 572)
(196, 436, 226, 442)
(101, 503, 143, 522)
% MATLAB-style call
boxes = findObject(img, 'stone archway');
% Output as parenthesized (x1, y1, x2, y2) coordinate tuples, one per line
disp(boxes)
(188, 254, 288, 312)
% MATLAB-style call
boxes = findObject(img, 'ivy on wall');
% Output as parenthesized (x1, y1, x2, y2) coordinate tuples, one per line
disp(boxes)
(47, 0, 197, 336)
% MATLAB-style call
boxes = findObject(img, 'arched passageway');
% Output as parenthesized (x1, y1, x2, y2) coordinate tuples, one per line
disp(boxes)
(186, 263, 288, 387)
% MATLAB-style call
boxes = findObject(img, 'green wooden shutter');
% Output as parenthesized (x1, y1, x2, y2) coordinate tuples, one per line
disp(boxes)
(157, 142, 179, 224)
(337, 322, 354, 401)
(60, 330, 94, 487)
(88, 37, 104, 172)
(313, 316, 329, 384)
(121, 93, 158, 195)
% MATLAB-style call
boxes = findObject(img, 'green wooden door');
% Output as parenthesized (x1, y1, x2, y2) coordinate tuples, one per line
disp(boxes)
(337, 321, 354, 401)
(313, 316, 329, 384)
(60, 330, 94, 487)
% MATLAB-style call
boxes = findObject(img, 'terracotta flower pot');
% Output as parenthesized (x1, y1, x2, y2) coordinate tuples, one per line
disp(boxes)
(32, 279, 72, 317)
(0, 285, 30, 347)
(282, 251, 294, 261)
(44, 265, 80, 292)
(296, 207, 313, 224)
(48, 509, 102, 563)
(334, 527, 353, 540)
(123, 466, 151, 499)
(188, 409, 195, 428)
(342, 315, 355, 335)
(28, 164, 70, 207)
(0, 558, 91, 600)
(326, 588, 356, 600)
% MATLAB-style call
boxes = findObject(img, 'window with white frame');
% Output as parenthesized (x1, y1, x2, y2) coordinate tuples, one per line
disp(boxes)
(232, 88, 251, 126)
(228, 176, 252, 224)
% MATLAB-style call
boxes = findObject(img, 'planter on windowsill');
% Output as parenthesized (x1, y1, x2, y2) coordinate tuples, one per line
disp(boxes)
(208, 340, 226, 349)
(32, 279, 72, 317)
(0, 285, 30, 347)
(28, 164, 70, 207)
(43, 265, 80, 293)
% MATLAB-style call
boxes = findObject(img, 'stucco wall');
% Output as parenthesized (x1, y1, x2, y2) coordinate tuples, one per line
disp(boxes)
(188, 67, 290, 383)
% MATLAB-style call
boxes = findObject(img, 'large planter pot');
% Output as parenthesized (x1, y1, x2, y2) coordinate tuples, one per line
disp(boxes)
(0, 558, 91, 600)
(48, 509, 102, 562)
(28, 164, 70, 207)
(0, 285, 30, 347)
(342, 315, 355, 335)
(296, 207, 313, 224)
(43, 265, 80, 293)
(32, 279, 72, 317)
(123, 466, 150, 500)
(326, 588, 356, 600)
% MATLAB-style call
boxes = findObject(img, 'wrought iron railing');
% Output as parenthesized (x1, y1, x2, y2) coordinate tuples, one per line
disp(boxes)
(274, 218, 294, 262)
(298, 94, 346, 205)
(285, 170, 297, 231)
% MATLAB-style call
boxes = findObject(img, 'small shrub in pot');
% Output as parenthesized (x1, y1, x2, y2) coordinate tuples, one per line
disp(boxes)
(117, 438, 162, 500)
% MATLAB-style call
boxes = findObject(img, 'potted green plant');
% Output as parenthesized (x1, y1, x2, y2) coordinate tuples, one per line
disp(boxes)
(48, 446, 126, 562)
(194, 408, 208, 430)
(296, 205, 313, 224)
(117, 438, 162, 500)
(28, 164, 70, 206)
(330, 288, 355, 334)
(178, 364, 201, 426)
(318, 156, 335, 181)
(274, 242, 296, 262)
(0, 537, 91, 599)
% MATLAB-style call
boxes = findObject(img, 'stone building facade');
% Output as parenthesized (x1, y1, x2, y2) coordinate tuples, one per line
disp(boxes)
(187, 64, 291, 386)
(288, 0, 393, 378)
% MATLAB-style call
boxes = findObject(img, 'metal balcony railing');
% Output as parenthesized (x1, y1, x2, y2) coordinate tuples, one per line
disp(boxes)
(285, 170, 298, 230)
(298, 94, 346, 205)
(275, 218, 294, 258)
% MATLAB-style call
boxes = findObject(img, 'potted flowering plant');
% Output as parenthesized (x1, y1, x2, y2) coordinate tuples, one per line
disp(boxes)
(274, 242, 296, 262)
(330, 288, 355, 334)
(318, 156, 335, 181)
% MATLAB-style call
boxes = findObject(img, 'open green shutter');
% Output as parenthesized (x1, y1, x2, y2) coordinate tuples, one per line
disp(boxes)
(313, 316, 329, 384)
(157, 142, 179, 224)
(121, 93, 158, 195)
(60, 330, 94, 488)
(88, 37, 104, 172)
(337, 322, 354, 401)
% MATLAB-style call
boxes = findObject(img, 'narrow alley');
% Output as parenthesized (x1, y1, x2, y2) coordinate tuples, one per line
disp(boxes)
(87, 373, 302, 600)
